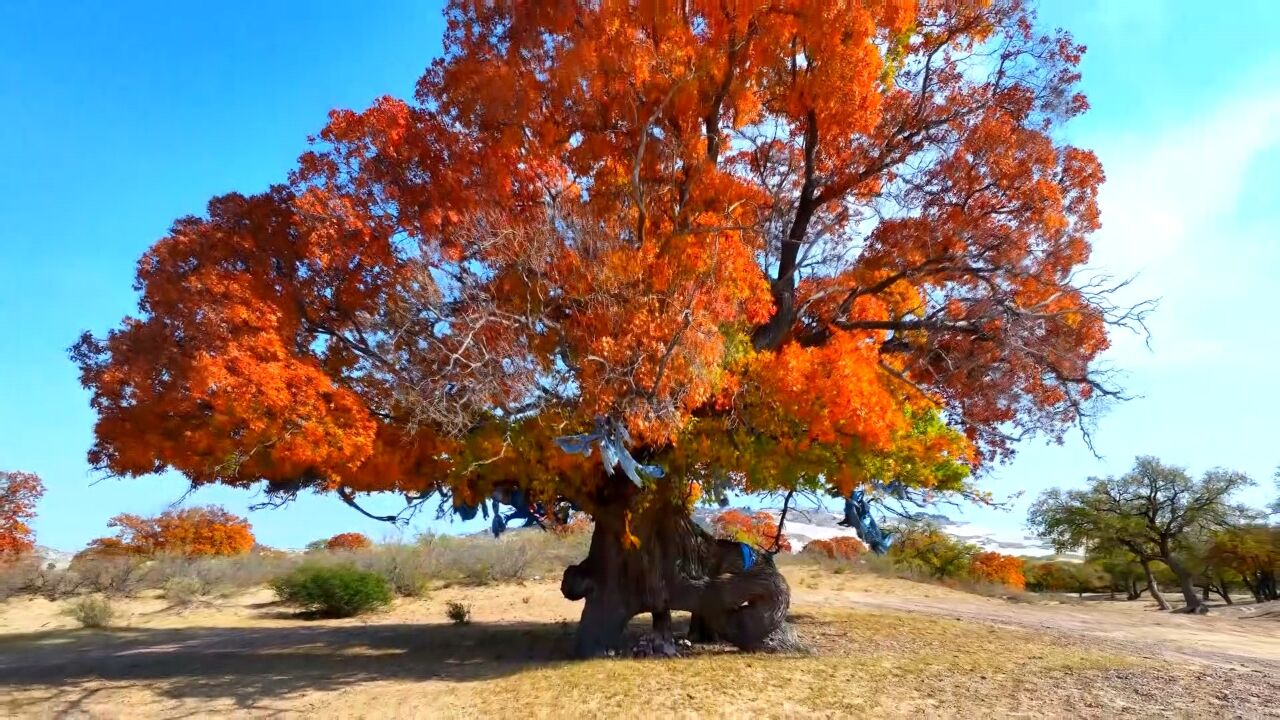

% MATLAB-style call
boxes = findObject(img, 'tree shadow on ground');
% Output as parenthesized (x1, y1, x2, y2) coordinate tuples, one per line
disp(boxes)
(0, 619, 587, 710)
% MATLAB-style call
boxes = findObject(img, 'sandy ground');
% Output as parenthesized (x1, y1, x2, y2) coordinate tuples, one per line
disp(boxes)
(2, 568, 1277, 719)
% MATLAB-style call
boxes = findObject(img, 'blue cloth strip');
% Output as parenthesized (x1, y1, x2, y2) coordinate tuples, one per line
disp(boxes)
(739, 542, 754, 571)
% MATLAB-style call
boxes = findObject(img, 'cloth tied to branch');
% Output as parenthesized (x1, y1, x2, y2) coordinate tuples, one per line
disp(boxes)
(554, 417, 665, 486)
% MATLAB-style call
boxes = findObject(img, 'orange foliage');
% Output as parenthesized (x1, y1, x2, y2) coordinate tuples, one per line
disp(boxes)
(0, 471, 44, 558)
(324, 532, 373, 551)
(712, 509, 791, 553)
(803, 536, 866, 562)
(72, 1, 1117, 517)
(550, 513, 594, 538)
(968, 551, 1027, 590)
(87, 506, 254, 557)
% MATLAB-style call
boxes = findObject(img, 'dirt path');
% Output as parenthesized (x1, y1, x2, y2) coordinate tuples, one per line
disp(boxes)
(791, 571, 1280, 672)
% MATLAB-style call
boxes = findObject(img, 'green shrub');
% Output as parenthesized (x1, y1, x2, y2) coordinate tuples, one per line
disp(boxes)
(271, 564, 392, 618)
(69, 595, 116, 628)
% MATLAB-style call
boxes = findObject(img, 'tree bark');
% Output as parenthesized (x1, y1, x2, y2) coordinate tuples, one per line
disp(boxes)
(1127, 577, 1145, 601)
(1141, 559, 1171, 611)
(1164, 554, 1206, 614)
(560, 476, 791, 657)
(1211, 579, 1233, 605)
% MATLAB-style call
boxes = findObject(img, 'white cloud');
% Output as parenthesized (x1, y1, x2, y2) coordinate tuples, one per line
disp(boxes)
(1082, 68, 1280, 370)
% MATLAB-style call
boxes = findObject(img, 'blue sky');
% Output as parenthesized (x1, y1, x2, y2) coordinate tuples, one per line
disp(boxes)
(2, 1, 1277, 551)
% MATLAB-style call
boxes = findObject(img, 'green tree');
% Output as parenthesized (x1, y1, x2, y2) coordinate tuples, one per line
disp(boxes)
(888, 525, 978, 580)
(1028, 456, 1253, 613)
(1207, 525, 1279, 603)
(1088, 547, 1147, 600)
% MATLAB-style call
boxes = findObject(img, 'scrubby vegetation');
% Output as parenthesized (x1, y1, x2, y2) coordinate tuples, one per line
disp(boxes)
(0, 529, 591, 605)
(68, 595, 115, 628)
(271, 564, 393, 618)
(445, 600, 472, 625)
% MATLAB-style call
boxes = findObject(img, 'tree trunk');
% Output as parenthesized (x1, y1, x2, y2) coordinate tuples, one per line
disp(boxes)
(1127, 577, 1143, 601)
(560, 476, 791, 658)
(1141, 560, 1171, 611)
(1211, 579, 1233, 605)
(1202, 585, 1211, 602)
(1164, 555, 1206, 614)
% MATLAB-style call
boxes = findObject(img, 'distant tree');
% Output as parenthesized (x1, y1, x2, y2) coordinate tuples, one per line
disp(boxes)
(1025, 560, 1105, 596)
(889, 525, 977, 580)
(802, 537, 866, 562)
(1029, 456, 1253, 613)
(325, 532, 373, 552)
(1270, 469, 1279, 515)
(0, 471, 44, 558)
(1024, 561, 1071, 592)
(711, 510, 791, 553)
(1088, 547, 1149, 601)
(86, 506, 254, 557)
(1207, 526, 1279, 603)
(968, 551, 1026, 590)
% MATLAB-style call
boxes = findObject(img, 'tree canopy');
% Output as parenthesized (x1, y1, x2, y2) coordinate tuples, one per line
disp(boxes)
(0, 471, 44, 558)
(73, 0, 1135, 521)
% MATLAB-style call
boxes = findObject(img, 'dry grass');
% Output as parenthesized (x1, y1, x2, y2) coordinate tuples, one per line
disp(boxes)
(3, 537, 1277, 718)
(0, 531, 591, 607)
(1, 567, 1277, 719)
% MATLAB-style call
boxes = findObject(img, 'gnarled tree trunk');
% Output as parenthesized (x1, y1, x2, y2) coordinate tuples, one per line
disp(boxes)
(1165, 555, 1206, 614)
(1141, 559, 1171, 611)
(561, 477, 791, 658)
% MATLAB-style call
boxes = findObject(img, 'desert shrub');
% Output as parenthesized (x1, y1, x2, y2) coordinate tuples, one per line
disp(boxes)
(69, 595, 116, 628)
(324, 532, 373, 552)
(142, 548, 298, 597)
(71, 554, 150, 596)
(968, 551, 1027, 590)
(354, 544, 433, 597)
(84, 506, 254, 558)
(271, 564, 392, 617)
(421, 534, 536, 585)
(802, 537, 866, 562)
(445, 600, 472, 625)
(889, 525, 978, 580)
(163, 575, 209, 604)
(711, 509, 791, 552)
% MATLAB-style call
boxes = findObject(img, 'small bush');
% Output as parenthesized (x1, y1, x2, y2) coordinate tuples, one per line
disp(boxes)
(74, 555, 150, 596)
(445, 600, 472, 625)
(69, 595, 116, 628)
(272, 564, 392, 618)
(354, 544, 433, 597)
(163, 575, 208, 604)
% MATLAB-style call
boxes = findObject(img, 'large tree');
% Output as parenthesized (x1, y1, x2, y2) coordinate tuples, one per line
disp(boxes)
(73, 0, 1138, 656)
(1028, 456, 1253, 613)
